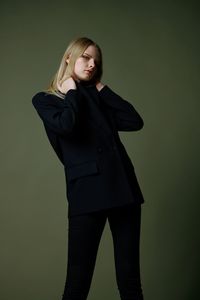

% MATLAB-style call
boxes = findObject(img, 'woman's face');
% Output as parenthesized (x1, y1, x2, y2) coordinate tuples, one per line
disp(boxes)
(71, 45, 99, 82)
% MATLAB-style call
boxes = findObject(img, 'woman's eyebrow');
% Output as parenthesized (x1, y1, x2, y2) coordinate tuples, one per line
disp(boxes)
(83, 52, 98, 62)
(84, 52, 93, 58)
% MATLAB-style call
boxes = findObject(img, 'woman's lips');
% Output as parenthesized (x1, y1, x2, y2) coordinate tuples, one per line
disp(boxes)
(84, 70, 93, 75)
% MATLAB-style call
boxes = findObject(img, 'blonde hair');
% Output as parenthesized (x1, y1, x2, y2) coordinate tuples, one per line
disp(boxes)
(44, 37, 103, 99)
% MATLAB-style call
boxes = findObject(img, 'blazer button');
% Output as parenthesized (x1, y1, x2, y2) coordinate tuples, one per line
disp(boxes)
(97, 147, 103, 153)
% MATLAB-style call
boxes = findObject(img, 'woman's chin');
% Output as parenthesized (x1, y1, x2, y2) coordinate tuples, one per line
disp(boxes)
(73, 74, 89, 82)
(79, 75, 92, 81)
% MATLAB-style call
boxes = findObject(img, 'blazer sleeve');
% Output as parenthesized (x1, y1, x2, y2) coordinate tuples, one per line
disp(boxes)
(32, 89, 83, 137)
(99, 85, 144, 131)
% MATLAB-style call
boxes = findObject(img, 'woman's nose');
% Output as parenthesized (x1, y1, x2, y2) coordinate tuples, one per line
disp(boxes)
(89, 59, 95, 68)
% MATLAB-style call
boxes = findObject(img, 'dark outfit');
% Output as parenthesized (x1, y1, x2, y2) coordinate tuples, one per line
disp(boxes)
(32, 82, 145, 299)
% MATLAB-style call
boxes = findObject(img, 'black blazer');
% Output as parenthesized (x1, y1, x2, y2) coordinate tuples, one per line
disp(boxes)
(32, 82, 145, 217)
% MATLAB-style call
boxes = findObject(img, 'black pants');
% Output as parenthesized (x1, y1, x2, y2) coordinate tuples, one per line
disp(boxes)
(62, 203, 144, 300)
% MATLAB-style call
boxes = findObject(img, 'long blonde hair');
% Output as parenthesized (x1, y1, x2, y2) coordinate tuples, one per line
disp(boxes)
(44, 37, 103, 99)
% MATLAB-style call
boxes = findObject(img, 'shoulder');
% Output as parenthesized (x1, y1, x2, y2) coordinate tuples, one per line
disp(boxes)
(32, 91, 63, 107)
(32, 91, 46, 101)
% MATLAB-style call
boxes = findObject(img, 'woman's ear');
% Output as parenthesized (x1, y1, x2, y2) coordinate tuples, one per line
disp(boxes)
(66, 54, 71, 64)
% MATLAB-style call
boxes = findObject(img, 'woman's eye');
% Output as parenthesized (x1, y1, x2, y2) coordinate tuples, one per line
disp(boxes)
(82, 55, 88, 59)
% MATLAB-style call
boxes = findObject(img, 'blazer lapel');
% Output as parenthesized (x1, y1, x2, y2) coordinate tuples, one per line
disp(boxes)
(77, 83, 112, 136)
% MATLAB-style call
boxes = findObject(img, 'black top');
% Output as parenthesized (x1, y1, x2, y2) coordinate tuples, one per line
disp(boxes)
(32, 82, 144, 217)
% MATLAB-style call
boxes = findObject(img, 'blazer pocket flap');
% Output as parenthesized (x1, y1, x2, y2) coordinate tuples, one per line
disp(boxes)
(66, 161, 99, 181)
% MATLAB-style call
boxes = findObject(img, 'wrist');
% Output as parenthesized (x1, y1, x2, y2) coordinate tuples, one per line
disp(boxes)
(96, 82, 105, 91)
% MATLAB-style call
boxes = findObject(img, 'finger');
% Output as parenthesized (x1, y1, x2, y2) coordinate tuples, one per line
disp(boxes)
(70, 75, 76, 82)
(57, 82, 62, 91)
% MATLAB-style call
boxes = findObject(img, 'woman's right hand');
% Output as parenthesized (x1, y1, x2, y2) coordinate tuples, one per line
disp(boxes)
(57, 77, 77, 94)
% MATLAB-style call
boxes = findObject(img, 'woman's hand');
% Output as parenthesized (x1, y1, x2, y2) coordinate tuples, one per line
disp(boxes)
(57, 77, 77, 94)
(96, 81, 105, 92)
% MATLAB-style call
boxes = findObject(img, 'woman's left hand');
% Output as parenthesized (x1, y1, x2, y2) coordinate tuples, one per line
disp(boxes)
(96, 81, 105, 91)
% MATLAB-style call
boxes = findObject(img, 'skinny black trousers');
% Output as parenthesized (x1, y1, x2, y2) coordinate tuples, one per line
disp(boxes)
(62, 203, 144, 300)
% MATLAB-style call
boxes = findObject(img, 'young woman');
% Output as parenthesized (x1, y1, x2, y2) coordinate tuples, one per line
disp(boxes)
(32, 37, 145, 300)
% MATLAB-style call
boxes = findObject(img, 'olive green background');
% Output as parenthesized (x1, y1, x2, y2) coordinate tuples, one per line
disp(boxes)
(1, 1, 199, 299)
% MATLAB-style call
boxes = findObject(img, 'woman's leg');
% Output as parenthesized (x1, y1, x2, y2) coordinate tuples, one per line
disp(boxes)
(108, 203, 144, 300)
(62, 210, 107, 300)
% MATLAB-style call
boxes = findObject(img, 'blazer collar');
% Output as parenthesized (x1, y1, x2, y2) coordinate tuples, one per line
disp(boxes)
(76, 82, 112, 136)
